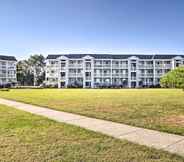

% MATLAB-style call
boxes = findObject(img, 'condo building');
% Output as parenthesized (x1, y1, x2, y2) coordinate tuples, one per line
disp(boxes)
(0, 55, 17, 85)
(45, 54, 184, 88)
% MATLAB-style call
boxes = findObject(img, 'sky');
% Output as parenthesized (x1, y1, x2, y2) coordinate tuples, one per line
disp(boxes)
(0, 0, 184, 59)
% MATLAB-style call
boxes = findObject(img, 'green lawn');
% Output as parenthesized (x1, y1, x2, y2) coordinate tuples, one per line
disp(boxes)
(0, 104, 184, 162)
(0, 89, 184, 135)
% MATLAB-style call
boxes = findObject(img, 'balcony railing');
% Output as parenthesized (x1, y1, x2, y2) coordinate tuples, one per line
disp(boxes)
(119, 65, 128, 69)
(119, 74, 128, 78)
(103, 73, 111, 77)
(139, 73, 154, 77)
(61, 77, 66, 80)
(68, 65, 83, 68)
(112, 65, 128, 69)
(103, 65, 111, 68)
(94, 73, 111, 77)
(155, 73, 164, 77)
(112, 74, 128, 78)
(0, 66, 6, 69)
(131, 77, 136, 80)
(68, 73, 83, 77)
(86, 76, 92, 80)
(94, 73, 102, 77)
(155, 65, 172, 69)
(0, 75, 6, 78)
(85, 67, 91, 70)
(138, 65, 153, 69)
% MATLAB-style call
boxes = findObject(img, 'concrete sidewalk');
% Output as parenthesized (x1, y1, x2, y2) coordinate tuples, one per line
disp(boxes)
(0, 98, 184, 157)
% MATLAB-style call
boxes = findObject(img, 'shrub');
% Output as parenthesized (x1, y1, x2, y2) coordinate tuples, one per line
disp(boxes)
(160, 66, 184, 90)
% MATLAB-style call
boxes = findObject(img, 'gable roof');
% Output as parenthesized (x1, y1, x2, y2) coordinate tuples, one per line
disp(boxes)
(0, 55, 17, 61)
(46, 54, 184, 60)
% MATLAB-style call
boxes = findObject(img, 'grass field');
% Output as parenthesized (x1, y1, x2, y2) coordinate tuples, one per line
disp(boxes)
(0, 104, 184, 162)
(0, 89, 184, 135)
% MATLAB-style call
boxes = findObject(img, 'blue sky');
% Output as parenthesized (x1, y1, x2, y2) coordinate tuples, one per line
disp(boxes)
(1, 0, 184, 59)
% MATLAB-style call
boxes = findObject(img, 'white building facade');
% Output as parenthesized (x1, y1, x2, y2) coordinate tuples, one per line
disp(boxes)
(45, 54, 184, 88)
(0, 55, 17, 85)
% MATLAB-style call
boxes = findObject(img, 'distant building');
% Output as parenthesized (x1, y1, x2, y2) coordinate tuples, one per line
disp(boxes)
(0, 55, 17, 86)
(45, 54, 184, 88)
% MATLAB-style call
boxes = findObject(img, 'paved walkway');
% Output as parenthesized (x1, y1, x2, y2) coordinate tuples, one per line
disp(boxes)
(0, 98, 184, 157)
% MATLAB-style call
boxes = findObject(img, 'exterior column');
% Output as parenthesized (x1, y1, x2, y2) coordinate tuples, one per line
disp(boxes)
(128, 59, 131, 88)
(136, 59, 139, 88)
(110, 59, 113, 85)
(57, 60, 61, 88)
(91, 59, 94, 88)
(153, 60, 156, 86)
(83, 59, 86, 88)
(171, 59, 175, 70)
(65, 59, 69, 88)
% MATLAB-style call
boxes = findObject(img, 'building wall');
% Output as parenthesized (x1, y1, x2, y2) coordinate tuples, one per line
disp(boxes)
(0, 59, 17, 85)
(45, 55, 184, 88)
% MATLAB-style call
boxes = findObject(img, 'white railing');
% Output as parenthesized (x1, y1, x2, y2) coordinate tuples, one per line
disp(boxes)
(85, 67, 91, 70)
(112, 65, 128, 69)
(68, 65, 83, 68)
(139, 74, 154, 77)
(155, 73, 163, 77)
(68, 73, 83, 77)
(138, 65, 153, 69)
(155, 65, 172, 69)
(112, 74, 128, 77)
(131, 77, 136, 80)
(86, 76, 92, 80)
(119, 65, 128, 69)
(119, 74, 128, 78)
(103, 65, 111, 68)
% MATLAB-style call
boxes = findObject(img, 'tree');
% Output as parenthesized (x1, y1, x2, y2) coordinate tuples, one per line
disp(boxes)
(17, 54, 45, 86)
(28, 54, 45, 86)
(160, 66, 184, 90)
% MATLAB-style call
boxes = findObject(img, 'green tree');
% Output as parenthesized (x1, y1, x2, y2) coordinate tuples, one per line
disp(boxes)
(160, 66, 184, 90)
(17, 54, 45, 86)
(28, 54, 45, 86)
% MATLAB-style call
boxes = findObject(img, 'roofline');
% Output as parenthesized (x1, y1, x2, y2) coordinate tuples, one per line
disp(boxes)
(0, 55, 17, 61)
(46, 54, 184, 60)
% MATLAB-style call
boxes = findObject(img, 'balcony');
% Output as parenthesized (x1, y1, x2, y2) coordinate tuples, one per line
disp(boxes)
(119, 65, 128, 69)
(94, 73, 102, 77)
(94, 64, 103, 68)
(112, 65, 128, 69)
(85, 66, 91, 70)
(139, 73, 154, 77)
(68, 73, 83, 77)
(138, 65, 153, 69)
(119, 74, 128, 78)
(86, 76, 92, 80)
(131, 67, 136, 71)
(8, 66, 16, 70)
(112, 74, 119, 77)
(61, 76, 66, 80)
(155, 64, 172, 69)
(112, 74, 128, 78)
(103, 65, 111, 69)
(131, 77, 136, 80)
(155, 73, 163, 77)
(0, 74, 6, 78)
(68, 64, 83, 68)
(0, 66, 6, 69)
(103, 73, 111, 77)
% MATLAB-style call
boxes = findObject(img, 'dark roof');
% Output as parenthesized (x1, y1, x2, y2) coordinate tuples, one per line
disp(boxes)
(46, 54, 184, 60)
(0, 55, 17, 61)
(154, 55, 184, 59)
